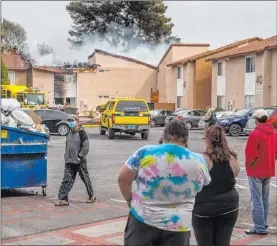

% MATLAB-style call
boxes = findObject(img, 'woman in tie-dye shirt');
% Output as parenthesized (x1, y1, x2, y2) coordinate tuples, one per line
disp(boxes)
(118, 120, 211, 246)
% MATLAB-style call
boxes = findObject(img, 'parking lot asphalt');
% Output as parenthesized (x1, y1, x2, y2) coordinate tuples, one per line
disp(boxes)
(1, 127, 277, 240)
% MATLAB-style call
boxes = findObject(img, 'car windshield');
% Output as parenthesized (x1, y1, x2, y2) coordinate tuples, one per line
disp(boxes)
(233, 109, 250, 116)
(150, 110, 161, 116)
(26, 93, 45, 105)
(175, 110, 188, 115)
(115, 100, 148, 112)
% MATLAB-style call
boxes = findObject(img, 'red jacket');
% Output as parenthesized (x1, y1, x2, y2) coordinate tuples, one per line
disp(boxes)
(245, 123, 277, 177)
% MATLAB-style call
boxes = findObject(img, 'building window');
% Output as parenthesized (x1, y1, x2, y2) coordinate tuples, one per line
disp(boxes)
(217, 62, 223, 76)
(177, 67, 182, 79)
(245, 56, 256, 73)
(217, 96, 225, 109)
(245, 95, 255, 108)
(8, 71, 15, 85)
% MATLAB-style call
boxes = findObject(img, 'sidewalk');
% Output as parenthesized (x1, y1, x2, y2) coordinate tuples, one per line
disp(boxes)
(2, 217, 276, 245)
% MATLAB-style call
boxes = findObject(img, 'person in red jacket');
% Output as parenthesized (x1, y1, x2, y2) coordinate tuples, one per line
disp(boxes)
(245, 109, 277, 235)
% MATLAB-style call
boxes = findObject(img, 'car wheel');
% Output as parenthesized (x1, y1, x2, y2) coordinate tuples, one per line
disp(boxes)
(107, 128, 115, 139)
(229, 124, 242, 137)
(141, 131, 149, 140)
(99, 125, 106, 135)
(57, 124, 69, 136)
(150, 119, 156, 128)
(186, 122, 192, 130)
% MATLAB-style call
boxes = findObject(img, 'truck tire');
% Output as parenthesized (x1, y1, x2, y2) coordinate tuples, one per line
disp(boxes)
(141, 131, 149, 140)
(107, 128, 115, 139)
(99, 125, 106, 135)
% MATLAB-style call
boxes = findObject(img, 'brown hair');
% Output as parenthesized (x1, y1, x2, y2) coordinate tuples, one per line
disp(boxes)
(204, 125, 237, 162)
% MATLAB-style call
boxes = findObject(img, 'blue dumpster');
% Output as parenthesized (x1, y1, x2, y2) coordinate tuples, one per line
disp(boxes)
(1, 125, 48, 196)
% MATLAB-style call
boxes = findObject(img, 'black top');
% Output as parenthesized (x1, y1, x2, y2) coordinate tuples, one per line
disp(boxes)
(193, 159, 239, 216)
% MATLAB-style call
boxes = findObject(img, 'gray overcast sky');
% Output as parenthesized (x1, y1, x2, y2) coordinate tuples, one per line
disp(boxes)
(2, 1, 277, 65)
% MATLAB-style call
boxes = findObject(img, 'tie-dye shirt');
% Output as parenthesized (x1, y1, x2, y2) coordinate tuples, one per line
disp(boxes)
(126, 144, 211, 232)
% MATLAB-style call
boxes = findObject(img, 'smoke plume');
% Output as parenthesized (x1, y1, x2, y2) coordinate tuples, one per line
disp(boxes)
(28, 23, 174, 67)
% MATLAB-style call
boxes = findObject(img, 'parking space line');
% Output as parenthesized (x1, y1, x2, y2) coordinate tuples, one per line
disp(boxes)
(270, 183, 277, 188)
(235, 184, 249, 190)
(109, 199, 126, 203)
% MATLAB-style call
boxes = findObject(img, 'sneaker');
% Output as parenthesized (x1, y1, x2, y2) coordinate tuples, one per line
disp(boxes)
(86, 197, 97, 203)
(245, 229, 268, 235)
(55, 200, 69, 206)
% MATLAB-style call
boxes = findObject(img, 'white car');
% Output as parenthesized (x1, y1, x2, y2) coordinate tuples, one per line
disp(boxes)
(198, 111, 234, 129)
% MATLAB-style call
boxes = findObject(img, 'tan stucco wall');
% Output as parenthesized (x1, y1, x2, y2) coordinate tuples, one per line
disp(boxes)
(89, 53, 155, 69)
(211, 48, 277, 110)
(171, 46, 209, 62)
(211, 62, 217, 108)
(32, 69, 54, 106)
(77, 67, 157, 112)
(185, 62, 196, 109)
(194, 58, 212, 109)
(224, 56, 245, 110)
(158, 45, 209, 105)
(158, 48, 173, 103)
(11, 70, 27, 86)
(271, 49, 277, 106)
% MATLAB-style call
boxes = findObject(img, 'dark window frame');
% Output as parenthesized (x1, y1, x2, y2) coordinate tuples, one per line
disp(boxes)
(245, 56, 256, 73)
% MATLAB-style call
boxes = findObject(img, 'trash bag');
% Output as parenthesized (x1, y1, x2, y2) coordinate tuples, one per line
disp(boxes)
(1, 99, 21, 112)
(11, 109, 34, 126)
(1, 112, 9, 125)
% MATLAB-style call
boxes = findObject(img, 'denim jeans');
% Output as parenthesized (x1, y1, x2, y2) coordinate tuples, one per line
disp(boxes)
(248, 177, 271, 233)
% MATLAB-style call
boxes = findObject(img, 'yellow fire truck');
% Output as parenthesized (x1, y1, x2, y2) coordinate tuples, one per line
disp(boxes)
(1, 85, 47, 109)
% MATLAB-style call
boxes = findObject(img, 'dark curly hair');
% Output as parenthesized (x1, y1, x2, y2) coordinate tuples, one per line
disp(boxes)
(163, 119, 189, 147)
(204, 125, 237, 162)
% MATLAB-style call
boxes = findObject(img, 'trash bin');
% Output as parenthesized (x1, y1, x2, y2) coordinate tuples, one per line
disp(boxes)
(1, 125, 49, 196)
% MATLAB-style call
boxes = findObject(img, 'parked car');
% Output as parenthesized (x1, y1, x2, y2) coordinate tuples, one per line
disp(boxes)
(215, 111, 234, 118)
(165, 109, 189, 125)
(216, 107, 271, 137)
(150, 109, 174, 127)
(244, 107, 277, 135)
(27, 109, 70, 136)
(166, 109, 206, 129)
(198, 111, 234, 129)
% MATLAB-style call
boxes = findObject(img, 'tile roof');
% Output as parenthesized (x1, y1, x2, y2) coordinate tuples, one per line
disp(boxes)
(33, 65, 99, 74)
(207, 35, 277, 60)
(157, 43, 210, 67)
(167, 37, 263, 66)
(1, 51, 28, 70)
(89, 49, 158, 70)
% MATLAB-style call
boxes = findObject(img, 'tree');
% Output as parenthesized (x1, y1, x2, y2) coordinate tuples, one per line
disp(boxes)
(1, 61, 10, 85)
(37, 42, 54, 56)
(1, 19, 27, 50)
(66, 1, 180, 50)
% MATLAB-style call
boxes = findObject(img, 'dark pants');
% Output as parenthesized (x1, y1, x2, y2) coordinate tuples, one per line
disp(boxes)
(192, 209, 239, 246)
(58, 161, 94, 201)
(124, 212, 191, 246)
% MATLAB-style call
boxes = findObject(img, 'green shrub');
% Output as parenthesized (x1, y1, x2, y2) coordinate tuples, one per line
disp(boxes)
(1, 61, 10, 85)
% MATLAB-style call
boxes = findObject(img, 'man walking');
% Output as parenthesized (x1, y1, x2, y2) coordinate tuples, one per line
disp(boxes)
(55, 114, 96, 206)
(245, 109, 277, 235)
